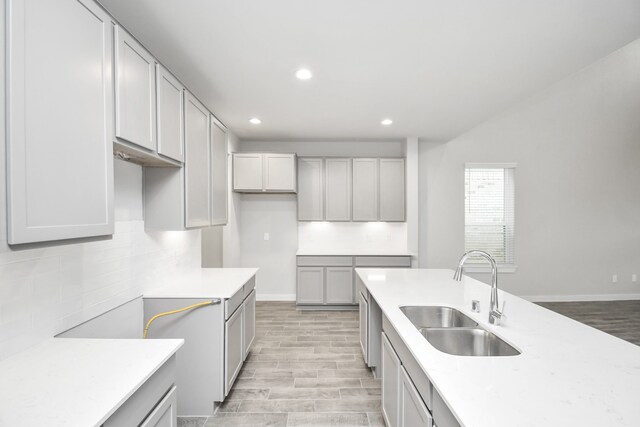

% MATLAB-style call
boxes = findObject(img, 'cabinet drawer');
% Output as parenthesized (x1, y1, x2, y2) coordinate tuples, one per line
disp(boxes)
(297, 256, 353, 267)
(225, 288, 244, 320)
(243, 276, 256, 299)
(355, 256, 411, 267)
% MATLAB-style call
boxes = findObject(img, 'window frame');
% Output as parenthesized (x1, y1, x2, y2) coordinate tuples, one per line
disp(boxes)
(463, 162, 517, 274)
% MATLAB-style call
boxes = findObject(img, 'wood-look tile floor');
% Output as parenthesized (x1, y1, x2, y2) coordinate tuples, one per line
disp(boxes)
(180, 302, 382, 427)
(537, 300, 640, 346)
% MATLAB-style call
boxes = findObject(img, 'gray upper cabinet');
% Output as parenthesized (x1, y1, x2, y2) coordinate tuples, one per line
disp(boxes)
(156, 64, 184, 162)
(352, 158, 379, 221)
(184, 91, 211, 228)
(297, 158, 324, 221)
(210, 117, 228, 225)
(233, 153, 263, 191)
(233, 153, 297, 193)
(380, 159, 405, 221)
(325, 159, 352, 221)
(115, 26, 157, 151)
(264, 154, 297, 191)
(6, 0, 114, 244)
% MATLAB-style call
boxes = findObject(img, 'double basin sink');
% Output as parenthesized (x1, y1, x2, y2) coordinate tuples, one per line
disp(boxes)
(400, 306, 520, 356)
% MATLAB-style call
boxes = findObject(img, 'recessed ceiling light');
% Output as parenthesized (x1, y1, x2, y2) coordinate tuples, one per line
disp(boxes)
(381, 119, 393, 126)
(295, 68, 313, 80)
(249, 117, 262, 125)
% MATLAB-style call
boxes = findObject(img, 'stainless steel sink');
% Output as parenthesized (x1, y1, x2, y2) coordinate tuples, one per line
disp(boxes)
(400, 306, 479, 329)
(420, 328, 520, 357)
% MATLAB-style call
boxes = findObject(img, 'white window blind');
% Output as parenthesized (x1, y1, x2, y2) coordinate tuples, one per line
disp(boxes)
(464, 165, 515, 266)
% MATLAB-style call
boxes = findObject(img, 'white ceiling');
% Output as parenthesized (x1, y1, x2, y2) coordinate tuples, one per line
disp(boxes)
(98, 0, 640, 141)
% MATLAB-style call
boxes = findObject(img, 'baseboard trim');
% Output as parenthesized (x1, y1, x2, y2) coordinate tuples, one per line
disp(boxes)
(522, 293, 640, 302)
(256, 293, 296, 302)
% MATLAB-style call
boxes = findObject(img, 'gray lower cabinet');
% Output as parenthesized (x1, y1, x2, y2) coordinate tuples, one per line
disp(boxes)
(359, 292, 369, 364)
(104, 355, 177, 426)
(225, 304, 244, 396)
(400, 366, 433, 426)
(6, 0, 114, 244)
(382, 333, 401, 427)
(297, 267, 325, 304)
(326, 267, 354, 304)
(140, 386, 178, 427)
(243, 290, 256, 359)
(381, 332, 433, 427)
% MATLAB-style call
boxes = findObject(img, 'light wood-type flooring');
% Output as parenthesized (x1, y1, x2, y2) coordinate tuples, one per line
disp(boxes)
(181, 301, 381, 427)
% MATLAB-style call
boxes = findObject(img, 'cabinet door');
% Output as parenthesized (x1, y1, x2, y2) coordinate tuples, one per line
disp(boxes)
(233, 153, 263, 191)
(326, 267, 354, 304)
(382, 333, 401, 427)
(184, 91, 211, 228)
(325, 159, 352, 221)
(210, 118, 228, 225)
(6, 0, 114, 244)
(156, 64, 184, 162)
(296, 267, 325, 304)
(359, 293, 369, 364)
(297, 158, 324, 221)
(243, 290, 256, 360)
(352, 158, 379, 221)
(380, 159, 405, 221)
(225, 305, 244, 396)
(264, 154, 296, 192)
(140, 385, 177, 427)
(115, 26, 157, 151)
(400, 367, 433, 427)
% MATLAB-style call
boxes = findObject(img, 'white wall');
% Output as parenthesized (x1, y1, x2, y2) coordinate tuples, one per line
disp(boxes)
(228, 140, 407, 300)
(420, 38, 640, 301)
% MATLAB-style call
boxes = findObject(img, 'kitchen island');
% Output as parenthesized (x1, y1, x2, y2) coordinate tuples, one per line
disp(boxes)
(356, 268, 640, 427)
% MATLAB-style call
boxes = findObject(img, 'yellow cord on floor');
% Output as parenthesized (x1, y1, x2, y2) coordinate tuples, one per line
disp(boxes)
(143, 301, 215, 338)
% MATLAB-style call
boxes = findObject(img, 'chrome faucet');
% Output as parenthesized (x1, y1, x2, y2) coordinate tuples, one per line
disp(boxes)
(453, 250, 503, 325)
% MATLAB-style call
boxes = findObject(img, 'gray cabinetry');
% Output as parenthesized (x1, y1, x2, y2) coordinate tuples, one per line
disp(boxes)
(184, 91, 211, 228)
(382, 333, 401, 427)
(210, 118, 229, 225)
(243, 289, 256, 359)
(297, 158, 324, 221)
(359, 292, 368, 364)
(156, 64, 184, 162)
(233, 153, 297, 193)
(325, 159, 352, 221)
(140, 385, 177, 427)
(352, 158, 379, 221)
(379, 158, 406, 221)
(114, 26, 157, 151)
(400, 367, 433, 426)
(6, 0, 114, 244)
(297, 267, 325, 304)
(225, 304, 244, 396)
(326, 267, 354, 304)
(264, 153, 297, 191)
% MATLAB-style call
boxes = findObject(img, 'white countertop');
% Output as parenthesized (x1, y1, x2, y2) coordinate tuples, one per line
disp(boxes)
(0, 338, 183, 427)
(144, 268, 259, 299)
(356, 268, 640, 427)
(296, 249, 413, 256)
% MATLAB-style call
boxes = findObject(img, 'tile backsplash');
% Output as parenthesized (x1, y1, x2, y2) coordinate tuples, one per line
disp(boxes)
(0, 221, 201, 360)
(298, 221, 408, 253)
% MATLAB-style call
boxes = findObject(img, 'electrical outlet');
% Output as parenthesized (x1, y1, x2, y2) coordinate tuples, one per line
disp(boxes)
(263, 233, 270, 241)
(632, 274, 637, 283)
(612, 274, 618, 284)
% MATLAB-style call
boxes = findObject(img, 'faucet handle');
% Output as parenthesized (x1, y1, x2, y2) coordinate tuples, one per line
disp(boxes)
(471, 300, 480, 313)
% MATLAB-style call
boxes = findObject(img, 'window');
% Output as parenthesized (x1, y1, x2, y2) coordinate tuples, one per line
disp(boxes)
(464, 163, 516, 271)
